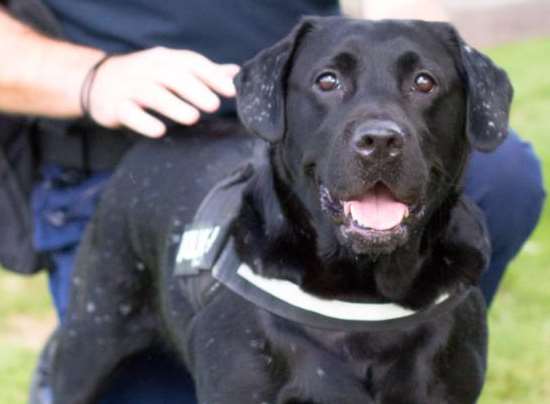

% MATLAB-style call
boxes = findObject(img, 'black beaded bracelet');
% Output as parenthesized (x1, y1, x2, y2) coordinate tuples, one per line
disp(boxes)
(79, 54, 113, 122)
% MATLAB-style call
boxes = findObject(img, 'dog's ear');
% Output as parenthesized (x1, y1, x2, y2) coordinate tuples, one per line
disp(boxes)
(442, 197, 491, 284)
(234, 18, 315, 143)
(430, 23, 513, 152)
(460, 38, 513, 152)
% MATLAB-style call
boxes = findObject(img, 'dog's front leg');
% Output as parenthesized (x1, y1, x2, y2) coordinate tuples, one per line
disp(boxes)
(50, 228, 158, 404)
(50, 286, 157, 404)
(376, 350, 473, 404)
(273, 344, 376, 404)
(51, 322, 154, 404)
(183, 295, 279, 404)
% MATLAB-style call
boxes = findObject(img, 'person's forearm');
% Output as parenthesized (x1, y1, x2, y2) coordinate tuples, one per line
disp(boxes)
(0, 8, 104, 117)
(361, 0, 449, 21)
(0, 7, 239, 137)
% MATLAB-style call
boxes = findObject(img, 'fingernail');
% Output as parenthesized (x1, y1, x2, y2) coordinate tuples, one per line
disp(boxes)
(207, 97, 221, 112)
(222, 79, 237, 97)
(223, 64, 241, 76)
(183, 110, 200, 125)
(149, 123, 166, 138)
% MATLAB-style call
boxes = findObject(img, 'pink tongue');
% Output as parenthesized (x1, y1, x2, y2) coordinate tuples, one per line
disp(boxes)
(343, 185, 408, 230)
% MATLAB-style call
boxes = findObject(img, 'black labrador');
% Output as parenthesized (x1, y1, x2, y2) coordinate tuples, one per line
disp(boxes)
(50, 17, 512, 404)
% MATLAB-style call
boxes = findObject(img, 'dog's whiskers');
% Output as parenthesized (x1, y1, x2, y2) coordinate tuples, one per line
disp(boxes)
(320, 186, 343, 217)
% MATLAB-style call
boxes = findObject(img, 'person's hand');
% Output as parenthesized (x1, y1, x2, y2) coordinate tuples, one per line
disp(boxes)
(87, 47, 240, 137)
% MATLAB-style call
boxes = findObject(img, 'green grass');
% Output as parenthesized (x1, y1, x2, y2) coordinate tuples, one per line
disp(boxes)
(479, 37, 550, 404)
(0, 343, 43, 404)
(0, 272, 53, 404)
(0, 37, 549, 403)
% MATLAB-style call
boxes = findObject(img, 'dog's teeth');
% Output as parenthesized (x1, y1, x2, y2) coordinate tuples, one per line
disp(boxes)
(343, 202, 350, 217)
(404, 208, 410, 219)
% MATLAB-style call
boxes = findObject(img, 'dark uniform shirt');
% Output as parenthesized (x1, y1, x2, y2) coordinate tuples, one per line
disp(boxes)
(42, 0, 340, 65)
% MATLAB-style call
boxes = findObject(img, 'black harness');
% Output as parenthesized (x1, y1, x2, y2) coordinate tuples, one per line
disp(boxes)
(173, 164, 470, 331)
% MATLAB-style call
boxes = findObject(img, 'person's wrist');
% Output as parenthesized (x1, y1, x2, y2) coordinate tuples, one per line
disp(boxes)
(28, 43, 107, 118)
(79, 53, 113, 122)
(45, 44, 107, 118)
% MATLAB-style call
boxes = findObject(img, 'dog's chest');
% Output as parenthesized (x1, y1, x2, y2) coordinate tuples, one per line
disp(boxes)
(280, 320, 443, 376)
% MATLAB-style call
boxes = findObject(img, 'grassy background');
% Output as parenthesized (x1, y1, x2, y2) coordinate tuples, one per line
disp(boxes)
(0, 37, 549, 403)
(479, 37, 550, 403)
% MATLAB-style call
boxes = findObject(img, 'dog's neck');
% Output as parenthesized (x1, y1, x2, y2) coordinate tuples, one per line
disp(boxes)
(233, 151, 487, 310)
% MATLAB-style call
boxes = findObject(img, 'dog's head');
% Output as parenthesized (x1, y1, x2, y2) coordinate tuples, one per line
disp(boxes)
(235, 17, 510, 271)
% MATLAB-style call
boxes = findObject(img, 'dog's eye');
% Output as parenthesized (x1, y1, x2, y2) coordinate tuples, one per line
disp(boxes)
(315, 72, 341, 92)
(413, 73, 436, 93)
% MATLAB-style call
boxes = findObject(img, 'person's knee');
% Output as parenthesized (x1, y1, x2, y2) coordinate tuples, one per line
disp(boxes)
(466, 131, 545, 303)
(466, 131, 545, 253)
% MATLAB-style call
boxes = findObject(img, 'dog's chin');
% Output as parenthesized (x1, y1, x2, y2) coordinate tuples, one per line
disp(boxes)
(337, 218, 409, 256)
(320, 183, 421, 257)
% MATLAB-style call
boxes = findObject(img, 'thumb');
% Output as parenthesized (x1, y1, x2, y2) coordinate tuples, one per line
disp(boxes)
(221, 64, 241, 78)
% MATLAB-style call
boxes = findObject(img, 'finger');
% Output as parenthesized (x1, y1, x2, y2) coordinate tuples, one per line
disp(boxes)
(221, 64, 241, 78)
(133, 84, 200, 126)
(117, 101, 166, 138)
(161, 73, 221, 113)
(185, 57, 238, 98)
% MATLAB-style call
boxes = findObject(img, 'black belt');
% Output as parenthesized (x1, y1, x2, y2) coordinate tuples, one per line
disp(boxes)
(36, 119, 135, 171)
(36, 116, 244, 172)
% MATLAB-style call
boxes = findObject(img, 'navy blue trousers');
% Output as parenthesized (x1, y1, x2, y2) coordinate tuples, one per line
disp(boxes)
(32, 131, 545, 403)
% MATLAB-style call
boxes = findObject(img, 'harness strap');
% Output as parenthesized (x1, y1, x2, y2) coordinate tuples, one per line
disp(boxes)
(174, 162, 254, 276)
(172, 162, 254, 313)
(212, 237, 470, 331)
(173, 163, 470, 330)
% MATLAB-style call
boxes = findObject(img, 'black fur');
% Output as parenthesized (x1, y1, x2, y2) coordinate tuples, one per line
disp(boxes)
(51, 17, 511, 404)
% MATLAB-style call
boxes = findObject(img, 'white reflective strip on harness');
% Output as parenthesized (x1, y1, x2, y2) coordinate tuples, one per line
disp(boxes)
(176, 226, 221, 266)
(237, 264, 450, 322)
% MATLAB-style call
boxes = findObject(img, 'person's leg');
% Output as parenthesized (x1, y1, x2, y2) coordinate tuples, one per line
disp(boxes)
(464, 130, 545, 305)
(98, 351, 196, 404)
(30, 165, 198, 404)
(32, 165, 112, 320)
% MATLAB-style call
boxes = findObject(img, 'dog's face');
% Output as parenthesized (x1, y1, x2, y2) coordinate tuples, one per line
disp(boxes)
(236, 17, 512, 259)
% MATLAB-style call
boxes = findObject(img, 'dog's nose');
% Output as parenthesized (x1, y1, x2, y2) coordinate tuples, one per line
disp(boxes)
(352, 120, 404, 160)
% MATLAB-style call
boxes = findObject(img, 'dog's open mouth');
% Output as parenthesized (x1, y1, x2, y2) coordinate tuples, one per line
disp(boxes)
(342, 183, 409, 231)
(320, 182, 415, 254)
